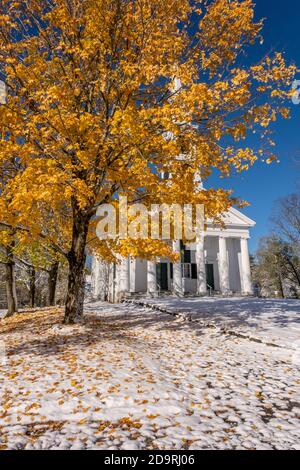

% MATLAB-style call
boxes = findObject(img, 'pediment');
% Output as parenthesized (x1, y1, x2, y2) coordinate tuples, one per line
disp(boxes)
(220, 207, 256, 227)
(207, 207, 256, 228)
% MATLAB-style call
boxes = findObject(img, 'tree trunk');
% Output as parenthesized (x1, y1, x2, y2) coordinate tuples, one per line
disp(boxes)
(28, 266, 36, 308)
(48, 261, 59, 306)
(64, 204, 90, 324)
(5, 246, 18, 317)
(288, 260, 300, 286)
(278, 272, 285, 299)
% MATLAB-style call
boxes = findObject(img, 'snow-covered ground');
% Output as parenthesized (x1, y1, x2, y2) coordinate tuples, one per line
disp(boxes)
(134, 297, 300, 350)
(0, 301, 299, 450)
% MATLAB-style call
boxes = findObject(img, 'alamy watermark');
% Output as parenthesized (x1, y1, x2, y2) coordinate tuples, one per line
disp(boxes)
(96, 196, 204, 241)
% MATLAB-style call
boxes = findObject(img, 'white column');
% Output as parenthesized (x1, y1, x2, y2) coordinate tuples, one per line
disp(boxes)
(172, 240, 183, 296)
(108, 264, 115, 303)
(147, 260, 158, 297)
(113, 263, 119, 303)
(240, 237, 253, 295)
(196, 235, 207, 296)
(118, 256, 130, 300)
(92, 257, 103, 300)
(129, 258, 136, 293)
(218, 236, 230, 295)
(92, 257, 111, 301)
(91, 257, 98, 299)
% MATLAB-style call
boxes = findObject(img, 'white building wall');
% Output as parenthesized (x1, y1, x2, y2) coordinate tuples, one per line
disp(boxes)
(205, 237, 220, 291)
(228, 238, 242, 293)
(183, 278, 196, 293)
(135, 259, 147, 292)
(129, 258, 135, 293)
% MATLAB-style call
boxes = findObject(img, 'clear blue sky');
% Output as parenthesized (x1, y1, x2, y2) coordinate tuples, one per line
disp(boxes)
(208, 0, 300, 253)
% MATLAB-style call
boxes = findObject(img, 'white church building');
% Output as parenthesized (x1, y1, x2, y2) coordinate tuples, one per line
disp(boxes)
(91, 207, 256, 302)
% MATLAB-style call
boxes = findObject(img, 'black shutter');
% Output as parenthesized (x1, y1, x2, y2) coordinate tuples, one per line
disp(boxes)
(191, 264, 197, 279)
(184, 250, 191, 263)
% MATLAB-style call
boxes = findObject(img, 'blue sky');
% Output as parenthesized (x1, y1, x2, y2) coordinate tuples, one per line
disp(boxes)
(208, 0, 300, 253)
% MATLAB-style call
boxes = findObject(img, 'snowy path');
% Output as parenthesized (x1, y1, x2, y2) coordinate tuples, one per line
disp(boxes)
(0, 302, 299, 450)
(134, 297, 300, 350)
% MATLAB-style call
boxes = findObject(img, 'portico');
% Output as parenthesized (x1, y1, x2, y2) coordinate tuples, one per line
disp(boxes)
(91, 207, 256, 301)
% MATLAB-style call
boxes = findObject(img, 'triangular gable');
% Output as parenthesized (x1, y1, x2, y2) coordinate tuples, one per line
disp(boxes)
(221, 207, 256, 227)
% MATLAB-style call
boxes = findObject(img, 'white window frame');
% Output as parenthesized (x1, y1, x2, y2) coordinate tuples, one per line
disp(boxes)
(182, 263, 192, 279)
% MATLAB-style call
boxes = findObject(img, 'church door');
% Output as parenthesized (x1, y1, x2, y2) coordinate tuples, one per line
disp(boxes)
(205, 264, 215, 291)
(157, 263, 168, 291)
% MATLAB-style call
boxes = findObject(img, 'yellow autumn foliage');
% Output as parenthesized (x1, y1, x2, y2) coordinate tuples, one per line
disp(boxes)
(0, 0, 295, 319)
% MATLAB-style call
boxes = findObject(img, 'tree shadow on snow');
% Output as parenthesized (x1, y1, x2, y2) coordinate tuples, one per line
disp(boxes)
(3, 306, 206, 359)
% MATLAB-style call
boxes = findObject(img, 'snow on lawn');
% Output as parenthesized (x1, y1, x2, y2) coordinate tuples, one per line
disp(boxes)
(0, 301, 299, 450)
(137, 297, 300, 350)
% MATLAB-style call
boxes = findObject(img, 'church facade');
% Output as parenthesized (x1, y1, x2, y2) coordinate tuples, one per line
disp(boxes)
(91, 207, 256, 302)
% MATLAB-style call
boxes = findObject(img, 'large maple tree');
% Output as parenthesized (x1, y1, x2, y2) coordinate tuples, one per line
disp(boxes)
(0, 0, 295, 323)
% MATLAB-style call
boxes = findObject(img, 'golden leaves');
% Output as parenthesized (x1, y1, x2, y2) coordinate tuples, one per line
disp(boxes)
(70, 380, 82, 389)
(146, 414, 160, 420)
(0, 0, 295, 265)
(8, 372, 18, 380)
(199, 0, 263, 75)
